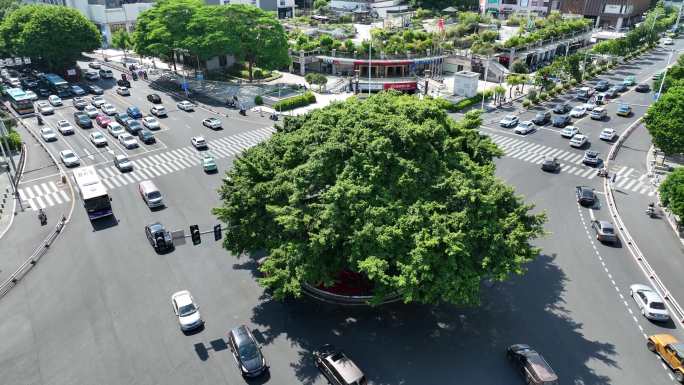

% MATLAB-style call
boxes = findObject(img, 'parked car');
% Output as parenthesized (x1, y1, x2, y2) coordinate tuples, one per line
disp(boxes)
(142, 116, 160, 130)
(91, 95, 106, 108)
(605, 87, 620, 98)
(506, 344, 559, 385)
(202, 154, 217, 172)
(514, 121, 535, 135)
(313, 344, 366, 385)
(116, 86, 130, 96)
(84, 71, 100, 81)
(576, 86, 594, 101)
(150, 105, 167, 117)
(647, 335, 684, 382)
(83, 105, 99, 118)
(72, 97, 87, 110)
(96, 114, 112, 128)
(48, 95, 62, 106)
(623, 75, 636, 86)
(590, 107, 607, 120)
(118, 133, 139, 149)
(89, 61, 102, 69)
(125, 119, 143, 134)
(552, 114, 571, 127)
(85, 84, 104, 95)
(569, 105, 587, 118)
(138, 129, 155, 144)
(108, 122, 125, 138)
(24, 90, 37, 101)
(552, 103, 571, 114)
(127, 106, 143, 119)
(576, 185, 595, 206)
(499, 115, 519, 128)
(170, 290, 203, 331)
(115, 112, 131, 126)
(69, 84, 86, 96)
(582, 150, 600, 166)
(594, 80, 610, 91)
(228, 325, 267, 377)
(99, 68, 113, 78)
(540, 156, 560, 172)
(532, 110, 551, 125)
(36, 101, 54, 115)
(632, 286, 670, 321)
(591, 220, 618, 244)
(101, 103, 117, 116)
(73, 111, 93, 129)
(569, 134, 588, 148)
(560, 126, 579, 138)
(56, 120, 74, 135)
(147, 93, 162, 104)
(177, 100, 195, 111)
(600, 128, 617, 141)
(89, 131, 108, 147)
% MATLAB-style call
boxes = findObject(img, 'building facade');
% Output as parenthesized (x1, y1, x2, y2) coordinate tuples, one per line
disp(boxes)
(207, 0, 296, 18)
(480, 0, 552, 18)
(557, 0, 651, 30)
(330, 0, 410, 19)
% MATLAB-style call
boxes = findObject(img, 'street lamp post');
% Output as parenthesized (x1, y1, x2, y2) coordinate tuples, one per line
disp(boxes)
(424, 69, 431, 96)
(481, 54, 491, 110)
(368, 39, 372, 96)
(656, 48, 682, 101)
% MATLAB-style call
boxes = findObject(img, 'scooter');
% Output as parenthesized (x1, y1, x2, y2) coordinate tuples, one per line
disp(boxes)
(239, 108, 246, 116)
(597, 168, 608, 177)
(646, 203, 657, 218)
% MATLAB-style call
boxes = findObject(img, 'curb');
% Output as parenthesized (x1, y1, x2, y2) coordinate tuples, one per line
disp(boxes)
(301, 282, 401, 306)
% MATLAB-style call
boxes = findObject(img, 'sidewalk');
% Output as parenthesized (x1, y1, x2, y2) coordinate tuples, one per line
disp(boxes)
(610, 124, 684, 299)
(0, 169, 15, 239)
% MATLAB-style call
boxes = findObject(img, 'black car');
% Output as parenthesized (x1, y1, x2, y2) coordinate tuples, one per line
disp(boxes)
(37, 88, 50, 97)
(228, 325, 267, 378)
(576, 186, 595, 206)
(552, 103, 571, 114)
(117, 78, 131, 88)
(507, 345, 559, 385)
(594, 80, 610, 91)
(138, 129, 155, 144)
(552, 114, 571, 127)
(532, 110, 551, 125)
(125, 119, 143, 134)
(21, 78, 38, 89)
(635, 83, 651, 92)
(81, 83, 104, 95)
(145, 222, 173, 251)
(73, 111, 92, 128)
(541, 156, 560, 172)
(605, 87, 620, 98)
(115, 112, 131, 126)
(147, 93, 162, 104)
(583, 150, 601, 166)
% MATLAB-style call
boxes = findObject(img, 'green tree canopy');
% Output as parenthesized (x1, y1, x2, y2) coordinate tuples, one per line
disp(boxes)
(213, 92, 546, 305)
(0, 4, 100, 71)
(645, 86, 684, 155)
(111, 29, 132, 59)
(659, 168, 684, 219)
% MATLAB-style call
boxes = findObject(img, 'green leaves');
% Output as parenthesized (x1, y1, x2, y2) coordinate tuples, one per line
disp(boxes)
(0, 5, 100, 71)
(645, 86, 684, 155)
(659, 168, 684, 219)
(214, 93, 545, 305)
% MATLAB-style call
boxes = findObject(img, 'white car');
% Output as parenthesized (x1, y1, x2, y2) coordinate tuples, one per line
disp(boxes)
(150, 105, 167, 117)
(171, 290, 204, 331)
(202, 117, 222, 129)
(118, 133, 139, 149)
(108, 122, 125, 138)
(142, 116, 160, 130)
(83, 105, 99, 118)
(177, 101, 195, 111)
(48, 95, 63, 106)
(59, 149, 80, 167)
(630, 284, 670, 321)
(569, 134, 588, 148)
(101, 103, 117, 116)
(88, 61, 102, 69)
(116, 86, 130, 96)
(514, 121, 535, 135)
(40, 127, 57, 142)
(191, 136, 208, 149)
(663, 37, 674, 45)
(569, 106, 586, 118)
(560, 126, 579, 138)
(56, 120, 74, 135)
(89, 131, 108, 147)
(499, 115, 519, 128)
(25, 90, 38, 101)
(91, 96, 106, 108)
(36, 101, 54, 115)
(599, 128, 617, 141)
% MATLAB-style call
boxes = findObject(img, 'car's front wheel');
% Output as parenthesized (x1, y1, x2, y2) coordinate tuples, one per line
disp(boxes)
(647, 340, 656, 352)
(675, 370, 684, 383)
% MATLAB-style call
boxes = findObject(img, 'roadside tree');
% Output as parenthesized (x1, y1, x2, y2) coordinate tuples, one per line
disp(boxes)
(111, 29, 133, 60)
(659, 168, 684, 219)
(213, 92, 546, 305)
(644, 86, 684, 155)
(0, 5, 100, 71)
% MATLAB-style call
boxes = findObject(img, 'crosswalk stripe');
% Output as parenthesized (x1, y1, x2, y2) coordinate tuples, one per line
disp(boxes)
(129, 172, 142, 182)
(49, 181, 58, 191)
(53, 192, 63, 205)
(175, 158, 192, 168)
(579, 168, 594, 178)
(632, 181, 644, 191)
(147, 167, 161, 177)
(25, 186, 36, 199)
(158, 152, 174, 162)
(566, 166, 578, 174)
(622, 168, 634, 179)
(43, 194, 54, 206)
(121, 173, 134, 184)
(158, 163, 173, 174)
(617, 166, 628, 176)
(638, 174, 648, 181)
(506, 149, 525, 158)
(105, 167, 116, 177)
(572, 167, 584, 175)
(98, 169, 108, 178)
(34, 196, 45, 209)
(624, 179, 637, 190)
(42, 183, 54, 195)
(103, 178, 114, 189)
(138, 168, 153, 178)
(166, 162, 181, 172)
(616, 178, 629, 188)
(537, 147, 554, 156)
(59, 190, 69, 202)
(18, 188, 27, 201)
(520, 152, 538, 162)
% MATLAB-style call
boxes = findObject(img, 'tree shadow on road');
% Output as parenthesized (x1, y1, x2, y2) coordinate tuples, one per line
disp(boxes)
(248, 254, 617, 385)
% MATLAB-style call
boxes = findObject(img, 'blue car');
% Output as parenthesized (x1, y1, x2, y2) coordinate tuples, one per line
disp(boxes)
(70, 85, 86, 96)
(127, 106, 142, 119)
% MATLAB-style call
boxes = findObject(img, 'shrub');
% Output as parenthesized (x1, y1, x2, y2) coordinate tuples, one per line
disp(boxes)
(254, 95, 263, 105)
(434, 97, 458, 112)
(273, 91, 316, 111)
(522, 99, 531, 108)
(253, 69, 264, 79)
(1, 129, 21, 152)
(569, 79, 577, 86)
(554, 85, 564, 94)
(539, 91, 548, 100)
(527, 89, 538, 102)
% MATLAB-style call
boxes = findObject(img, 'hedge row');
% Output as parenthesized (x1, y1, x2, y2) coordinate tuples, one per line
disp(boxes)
(273, 91, 316, 111)
(435, 91, 493, 112)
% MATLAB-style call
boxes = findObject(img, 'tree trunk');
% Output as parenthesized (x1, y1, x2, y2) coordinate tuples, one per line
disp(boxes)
(171, 51, 177, 72)
(248, 60, 254, 83)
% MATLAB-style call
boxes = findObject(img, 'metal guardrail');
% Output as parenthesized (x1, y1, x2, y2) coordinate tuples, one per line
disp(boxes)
(301, 282, 401, 306)
(0, 215, 66, 299)
(604, 117, 684, 326)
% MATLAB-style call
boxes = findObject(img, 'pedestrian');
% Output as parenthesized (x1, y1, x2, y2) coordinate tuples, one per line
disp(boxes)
(611, 173, 616, 184)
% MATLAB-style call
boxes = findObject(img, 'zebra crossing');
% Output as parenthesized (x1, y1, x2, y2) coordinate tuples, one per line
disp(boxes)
(17, 180, 71, 211)
(487, 133, 656, 196)
(97, 126, 276, 189)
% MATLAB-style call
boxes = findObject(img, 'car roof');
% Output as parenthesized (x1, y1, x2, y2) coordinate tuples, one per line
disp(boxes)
(597, 220, 613, 229)
(173, 291, 193, 306)
(147, 222, 163, 231)
(324, 351, 365, 383)
(231, 325, 253, 346)
(525, 352, 558, 381)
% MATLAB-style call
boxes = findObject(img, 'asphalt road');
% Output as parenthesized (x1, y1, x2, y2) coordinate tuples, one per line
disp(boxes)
(0, 43, 683, 385)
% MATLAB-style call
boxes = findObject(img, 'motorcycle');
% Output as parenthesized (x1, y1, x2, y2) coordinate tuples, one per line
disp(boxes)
(646, 203, 657, 217)
(38, 209, 47, 226)
(597, 168, 608, 177)
(239, 108, 246, 116)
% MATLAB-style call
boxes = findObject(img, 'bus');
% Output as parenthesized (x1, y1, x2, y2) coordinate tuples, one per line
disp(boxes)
(73, 166, 113, 220)
(39, 73, 70, 98)
(5, 88, 34, 115)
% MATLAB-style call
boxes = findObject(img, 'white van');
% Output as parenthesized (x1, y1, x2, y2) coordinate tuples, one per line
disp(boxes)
(138, 180, 163, 208)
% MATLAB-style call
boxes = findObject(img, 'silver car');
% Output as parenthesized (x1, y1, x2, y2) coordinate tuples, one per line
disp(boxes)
(59, 150, 80, 167)
(171, 290, 203, 331)
(630, 284, 670, 322)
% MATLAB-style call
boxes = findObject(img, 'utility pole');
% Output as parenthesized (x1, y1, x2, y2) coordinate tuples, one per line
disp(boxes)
(368, 39, 372, 96)
(481, 54, 490, 110)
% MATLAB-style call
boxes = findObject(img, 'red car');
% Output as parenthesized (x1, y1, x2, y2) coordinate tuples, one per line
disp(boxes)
(95, 114, 112, 128)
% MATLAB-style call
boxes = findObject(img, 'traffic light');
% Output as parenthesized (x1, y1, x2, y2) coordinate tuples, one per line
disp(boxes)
(213, 224, 222, 241)
(190, 225, 201, 245)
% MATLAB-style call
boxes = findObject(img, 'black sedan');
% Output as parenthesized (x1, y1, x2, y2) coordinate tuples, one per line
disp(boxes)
(552, 114, 571, 127)
(138, 129, 155, 144)
(552, 103, 571, 114)
(228, 325, 267, 377)
(145, 222, 173, 251)
(81, 84, 104, 95)
(635, 83, 651, 92)
(532, 110, 551, 125)
(594, 80, 610, 91)
(576, 186, 595, 206)
(541, 156, 560, 172)
(147, 93, 162, 104)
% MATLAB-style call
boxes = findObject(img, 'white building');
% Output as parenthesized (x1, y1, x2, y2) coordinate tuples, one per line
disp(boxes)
(330, 0, 410, 19)
(208, 0, 295, 18)
(480, 0, 551, 18)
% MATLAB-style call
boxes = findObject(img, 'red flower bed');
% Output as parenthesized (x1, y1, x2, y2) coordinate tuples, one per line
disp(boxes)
(316, 270, 374, 297)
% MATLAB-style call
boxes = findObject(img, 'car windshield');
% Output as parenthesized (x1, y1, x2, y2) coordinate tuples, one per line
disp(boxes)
(84, 194, 111, 211)
(178, 303, 197, 317)
(238, 342, 259, 361)
(93, 133, 103, 139)
(582, 190, 593, 198)
(651, 301, 666, 310)
(602, 226, 614, 234)
(148, 191, 161, 199)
